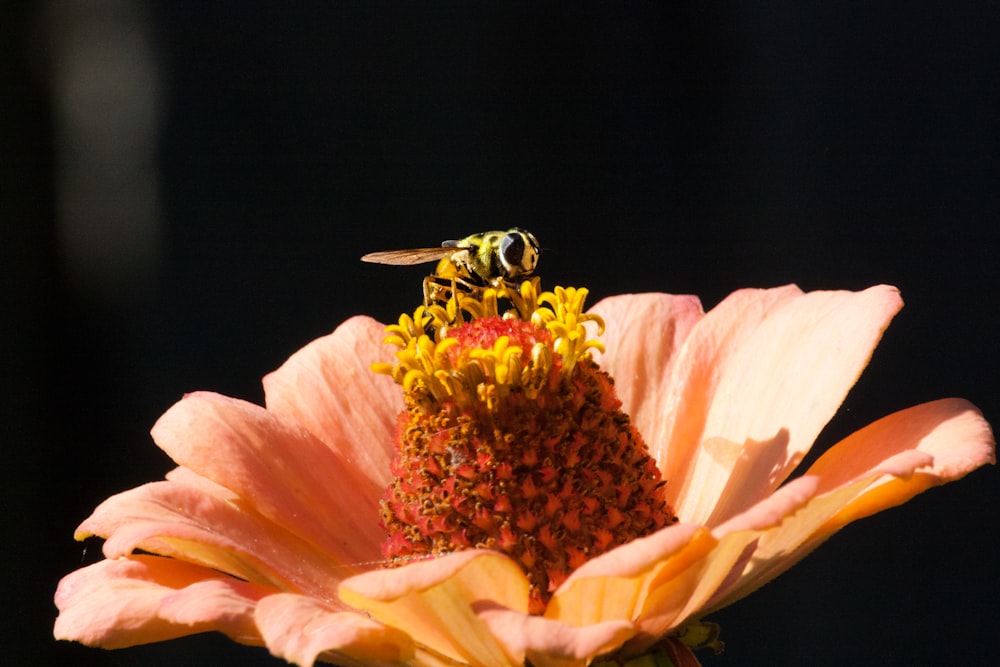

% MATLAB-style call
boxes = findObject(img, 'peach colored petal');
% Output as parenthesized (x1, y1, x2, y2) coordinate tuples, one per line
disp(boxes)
(544, 523, 714, 630)
(722, 400, 994, 602)
(339, 550, 529, 667)
(151, 391, 383, 572)
(165, 465, 240, 500)
(473, 602, 637, 667)
(548, 477, 818, 650)
(661, 476, 821, 632)
(263, 316, 400, 504)
(550, 523, 705, 600)
(808, 398, 995, 495)
(700, 399, 994, 615)
(580, 479, 817, 652)
(76, 479, 347, 602)
(54, 555, 269, 649)
(255, 593, 415, 667)
(157, 579, 269, 644)
(587, 293, 704, 456)
(697, 469, 917, 615)
(649, 285, 802, 502)
(666, 285, 903, 526)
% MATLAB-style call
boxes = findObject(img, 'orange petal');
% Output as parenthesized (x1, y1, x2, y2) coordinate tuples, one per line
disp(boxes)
(54, 555, 269, 649)
(151, 391, 384, 570)
(339, 550, 529, 666)
(262, 316, 400, 503)
(76, 479, 349, 601)
(255, 593, 415, 667)
(666, 285, 903, 526)
(587, 293, 704, 461)
(703, 401, 993, 612)
(474, 602, 637, 667)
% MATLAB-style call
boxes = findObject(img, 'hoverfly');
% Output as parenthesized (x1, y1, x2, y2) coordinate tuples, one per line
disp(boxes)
(361, 227, 541, 313)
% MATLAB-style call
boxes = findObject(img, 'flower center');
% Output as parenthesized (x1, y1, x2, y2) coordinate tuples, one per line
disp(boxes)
(374, 280, 675, 613)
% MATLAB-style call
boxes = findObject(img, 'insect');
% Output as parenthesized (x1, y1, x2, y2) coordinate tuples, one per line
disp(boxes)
(362, 228, 541, 312)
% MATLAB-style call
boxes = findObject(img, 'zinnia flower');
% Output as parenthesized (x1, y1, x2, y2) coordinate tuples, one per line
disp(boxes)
(54, 281, 994, 667)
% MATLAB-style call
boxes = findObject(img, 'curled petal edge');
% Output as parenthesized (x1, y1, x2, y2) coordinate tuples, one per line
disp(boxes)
(151, 391, 385, 572)
(54, 555, 270, 649)
(75, 478, 345, 602)
(339, 550, 530, 667)
(255, 593, 415, 667)
(705, 400, 994, 612)
(474, 601, 638, 667)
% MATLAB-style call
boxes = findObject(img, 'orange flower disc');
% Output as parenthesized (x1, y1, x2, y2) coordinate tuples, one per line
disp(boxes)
(377, 285, 675, 613)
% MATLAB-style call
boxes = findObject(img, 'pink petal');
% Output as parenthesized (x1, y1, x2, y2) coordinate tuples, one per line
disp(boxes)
(151, 391, 384, 571)
(54, 555, 269, 649)
(587, 293, 704, 459)
(255, 594, 415, 667)
(263, 316, 400, 503)
(474, 602, 638, 667)
(76, 478, 349, 602)
(665, 285, 903, 526)
(339, 550, 530, 666)
(704, 400, 993, 612)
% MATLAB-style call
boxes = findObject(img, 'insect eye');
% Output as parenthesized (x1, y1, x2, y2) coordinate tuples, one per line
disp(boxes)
(500, 232, 526, 268)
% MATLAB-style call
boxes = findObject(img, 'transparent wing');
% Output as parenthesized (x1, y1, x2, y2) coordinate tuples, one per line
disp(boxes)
(360, 247, 456, 266)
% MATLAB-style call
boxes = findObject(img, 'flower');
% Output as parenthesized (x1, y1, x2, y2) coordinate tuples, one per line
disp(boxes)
(54, 283, 994, 667)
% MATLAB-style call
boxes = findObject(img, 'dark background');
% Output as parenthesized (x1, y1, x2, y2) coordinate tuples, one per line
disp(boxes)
(4, 2, 998, 665)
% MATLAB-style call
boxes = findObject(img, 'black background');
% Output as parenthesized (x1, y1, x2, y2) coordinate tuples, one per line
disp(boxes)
(4, 2, 998, 665)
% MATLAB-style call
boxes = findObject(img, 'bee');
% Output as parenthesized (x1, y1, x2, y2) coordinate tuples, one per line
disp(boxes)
(362, 228, 541, 312)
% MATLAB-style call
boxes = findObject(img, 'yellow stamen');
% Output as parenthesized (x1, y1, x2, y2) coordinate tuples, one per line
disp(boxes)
(375, 279, 605, 412)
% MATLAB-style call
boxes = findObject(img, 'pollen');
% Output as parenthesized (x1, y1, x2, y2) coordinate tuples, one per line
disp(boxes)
(376, 280, 675, 613)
